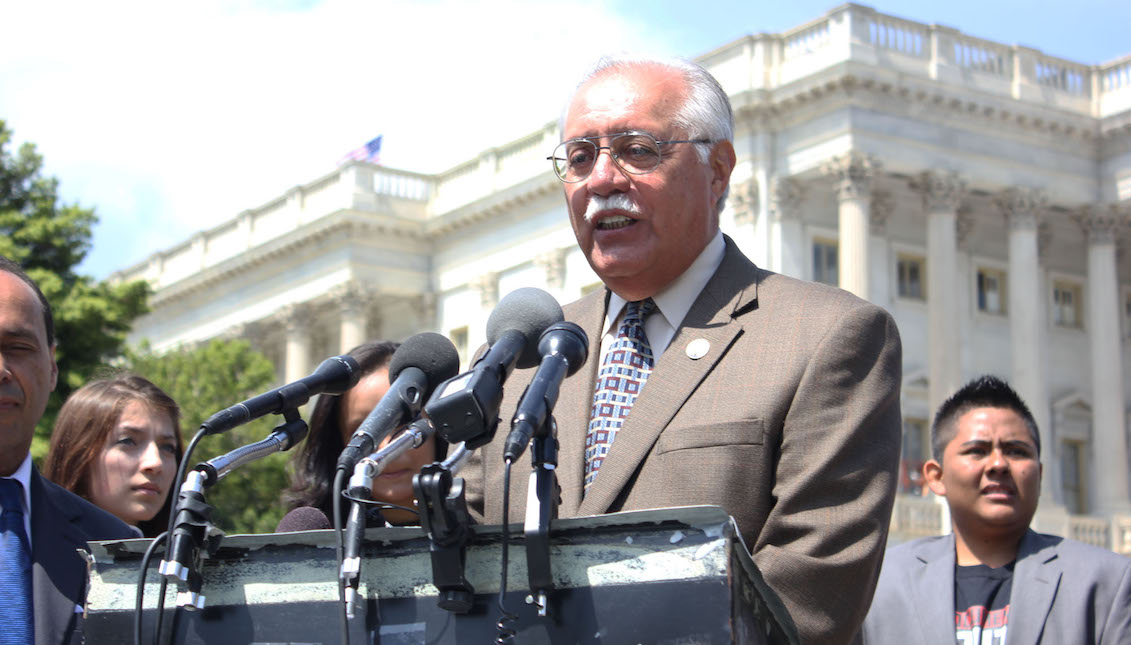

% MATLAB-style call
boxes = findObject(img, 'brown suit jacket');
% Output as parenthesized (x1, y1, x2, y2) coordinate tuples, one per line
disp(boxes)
(462, 237, 903, 644)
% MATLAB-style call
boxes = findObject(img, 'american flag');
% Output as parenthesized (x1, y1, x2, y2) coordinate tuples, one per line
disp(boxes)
(338, 135, 382, 165)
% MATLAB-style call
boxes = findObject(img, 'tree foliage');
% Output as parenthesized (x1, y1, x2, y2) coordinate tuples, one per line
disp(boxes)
(0, 120, 149, 458)
(127, 339, 288, 535)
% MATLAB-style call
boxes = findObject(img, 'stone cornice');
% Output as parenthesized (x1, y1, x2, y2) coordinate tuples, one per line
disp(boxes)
(148, 211, 427, 306)
(427, 174, 561, 237)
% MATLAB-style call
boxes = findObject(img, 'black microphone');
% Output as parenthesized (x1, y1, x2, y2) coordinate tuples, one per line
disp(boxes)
(336, 333, 460, 473)
(202, 355, 362, 435)
(425, 288, 563, 450)
(276, 506, 332, 532)
(502, 321, 588, 462)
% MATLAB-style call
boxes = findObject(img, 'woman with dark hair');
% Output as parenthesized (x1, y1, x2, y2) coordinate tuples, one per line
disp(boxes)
(285, 340, 445, 525)
(43, 375, 183, 538)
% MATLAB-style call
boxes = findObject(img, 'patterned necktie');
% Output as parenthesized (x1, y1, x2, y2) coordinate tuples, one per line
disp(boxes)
(0, 478, 34, 645)
(585, 298, 656, 490)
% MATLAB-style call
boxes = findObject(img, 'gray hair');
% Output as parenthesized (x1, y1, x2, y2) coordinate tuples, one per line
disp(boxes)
(561, 54, 734, 214)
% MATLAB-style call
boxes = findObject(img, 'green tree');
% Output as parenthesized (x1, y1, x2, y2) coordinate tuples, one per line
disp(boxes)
(0, 120, 149, 457)
(127, 339, 289, 534)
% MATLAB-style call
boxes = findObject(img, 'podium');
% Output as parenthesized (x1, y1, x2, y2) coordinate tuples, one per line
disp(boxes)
(85, 506, 798, 643)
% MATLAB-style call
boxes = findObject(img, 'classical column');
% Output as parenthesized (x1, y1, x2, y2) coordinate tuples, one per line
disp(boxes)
(1078, 206, 1131, 515)
(281, 303, 313, 384)
(468, 272, 499, 354)
(917, 170, 965, 414)
(823, 152, 879, 301)
(534, 248, 569, 302)
(769, 177, 804, 278)
(333, 281, 369, 354)
(870, 190, 894, 308)
(998, 188, 1059, 506)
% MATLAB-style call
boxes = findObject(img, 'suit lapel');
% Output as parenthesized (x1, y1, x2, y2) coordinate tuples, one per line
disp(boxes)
(1007, 530, 1060, 645)
(577, 239, 757, 517)
(556, 289, 609, 518)
(909, 535, 959, 645)
(30, 469, 87, 645)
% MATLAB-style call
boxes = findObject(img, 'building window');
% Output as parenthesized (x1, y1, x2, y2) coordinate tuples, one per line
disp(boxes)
(449, 326, 469, 367)
(1053, 281, 1083, 328)
(976, 268, 1006, 315)
(1061, 439, 1087, 515)
(896, 255, 926, 300)
(812, 239, 838, 286)
(900, 418, 930, 495)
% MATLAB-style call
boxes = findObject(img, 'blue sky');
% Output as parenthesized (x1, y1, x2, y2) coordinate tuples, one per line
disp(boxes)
(1, 0, 1128, 279)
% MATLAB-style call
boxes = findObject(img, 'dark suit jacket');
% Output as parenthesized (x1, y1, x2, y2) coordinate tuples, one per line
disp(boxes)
(462, 237, 904, 644)
(29, 466, 135, 645)
(857, 530, 1131, 644)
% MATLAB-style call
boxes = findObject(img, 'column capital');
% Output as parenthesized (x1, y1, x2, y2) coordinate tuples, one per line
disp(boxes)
(995, 187, 1046, 230)
(534, 248, 569, 291)
(822, 152, 879, 201)
(914, 170, 966, 213)
(470, 272, 500, 309)
(731, 179, 759, 226)
(276, 302, 314, 334)
(956, 204, 976, 249)
(1075, 204, 1126, 245)
(870, 189, 894, 235)
(770, 177, 803, 221)
(329, 280, 370, 314)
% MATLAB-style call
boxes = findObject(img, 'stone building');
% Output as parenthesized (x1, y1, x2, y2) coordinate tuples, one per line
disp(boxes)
(112, 4, 1131, 549)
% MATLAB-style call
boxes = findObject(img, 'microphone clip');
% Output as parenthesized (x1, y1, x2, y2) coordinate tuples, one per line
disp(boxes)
(413, 462, 475, 614)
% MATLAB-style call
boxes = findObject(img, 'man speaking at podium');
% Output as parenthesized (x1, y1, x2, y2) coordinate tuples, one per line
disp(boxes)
(461, 55, 903, 644)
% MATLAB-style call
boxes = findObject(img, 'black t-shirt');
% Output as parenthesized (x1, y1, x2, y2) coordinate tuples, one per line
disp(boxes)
(954, 561, 1014, 644)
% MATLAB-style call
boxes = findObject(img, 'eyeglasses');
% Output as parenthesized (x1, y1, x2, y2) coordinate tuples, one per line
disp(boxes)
(547, 131, 711, 183)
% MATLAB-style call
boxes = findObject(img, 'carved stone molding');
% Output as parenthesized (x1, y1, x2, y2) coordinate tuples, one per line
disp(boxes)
(995, 187, 1046, 230)
(1075, 205, 1126, 245)
(329, 280, 370, 316)
(731, 179, 759, 226)
(870, 190, 894, 235)
(956, 204, 976, 249)
(914, 170, 966, 213)
(534, 248, 569, 291)
(277, 303, 314, 335)
(470, 272, 500, 308)
(822, 152, 879, 201)
(770, 177, 803, 221)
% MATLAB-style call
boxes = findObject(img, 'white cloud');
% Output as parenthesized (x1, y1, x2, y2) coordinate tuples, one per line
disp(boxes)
(0, 0, 665, 277)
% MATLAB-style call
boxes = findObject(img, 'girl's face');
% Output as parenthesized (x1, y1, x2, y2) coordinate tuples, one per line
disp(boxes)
(339, 368, 437, 524)
(88, 400, 178, 525)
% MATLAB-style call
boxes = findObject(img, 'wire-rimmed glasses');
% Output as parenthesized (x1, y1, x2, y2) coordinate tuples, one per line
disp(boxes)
(547, 131, 711, 183)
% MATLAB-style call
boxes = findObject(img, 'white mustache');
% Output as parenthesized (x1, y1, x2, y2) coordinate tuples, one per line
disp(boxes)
(584, 193, 642, 223)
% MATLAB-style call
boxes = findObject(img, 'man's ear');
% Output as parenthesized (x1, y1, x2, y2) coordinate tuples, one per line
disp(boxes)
(923, 459, 946, 497)
(709, 140, 736, 202)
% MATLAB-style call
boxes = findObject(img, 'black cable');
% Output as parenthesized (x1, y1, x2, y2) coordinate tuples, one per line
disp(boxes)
(495, 459, 517, 644)
(333, 468, 350, 645)
(153, 427, 207, 645)
(133, 531, 168, 645)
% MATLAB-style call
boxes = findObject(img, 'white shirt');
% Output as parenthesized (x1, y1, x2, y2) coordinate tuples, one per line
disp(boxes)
(1, 452, 34, 542)
(600, 231, 726, 363)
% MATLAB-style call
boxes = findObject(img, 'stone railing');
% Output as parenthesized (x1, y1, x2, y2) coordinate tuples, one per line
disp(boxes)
(1068, 514, 1111, 549)
(888, 494, 945, 544)
(110, 163, 433, 289)
(709, 3, 1131, 118)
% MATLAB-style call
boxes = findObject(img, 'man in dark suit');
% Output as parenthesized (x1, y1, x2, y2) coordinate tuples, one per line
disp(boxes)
(0, 257, 134, 645)
(856, 376, 1131, 644)
(462, 56, 903, 644)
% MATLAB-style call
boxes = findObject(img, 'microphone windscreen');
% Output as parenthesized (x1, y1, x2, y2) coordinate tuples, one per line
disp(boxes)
(486, 287, 564, 369)
(312, 355, 363, 395)
(276, 506, 331, 532)
(387, 332, 461, 389)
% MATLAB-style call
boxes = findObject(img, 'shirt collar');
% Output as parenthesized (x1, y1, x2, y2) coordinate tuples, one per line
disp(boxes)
(2, 452, 33, 523)
(604, 230, 726, 334)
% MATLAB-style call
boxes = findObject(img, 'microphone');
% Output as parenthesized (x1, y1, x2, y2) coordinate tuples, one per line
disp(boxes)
(202, 355, 362, 435)
(425, 288, 563, 449)
(502, 321, 588, 462)
(336, 333, 460, 473)
(276, 506, 331, 532)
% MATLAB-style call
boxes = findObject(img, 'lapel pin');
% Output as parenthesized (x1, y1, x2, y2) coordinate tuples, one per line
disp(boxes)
(686, 338, 710, 360)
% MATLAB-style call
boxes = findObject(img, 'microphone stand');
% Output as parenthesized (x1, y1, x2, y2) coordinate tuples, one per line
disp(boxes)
(523, 416, 559, 617)
(160, 409, 308, 610)
(413, 446, 476, 613)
